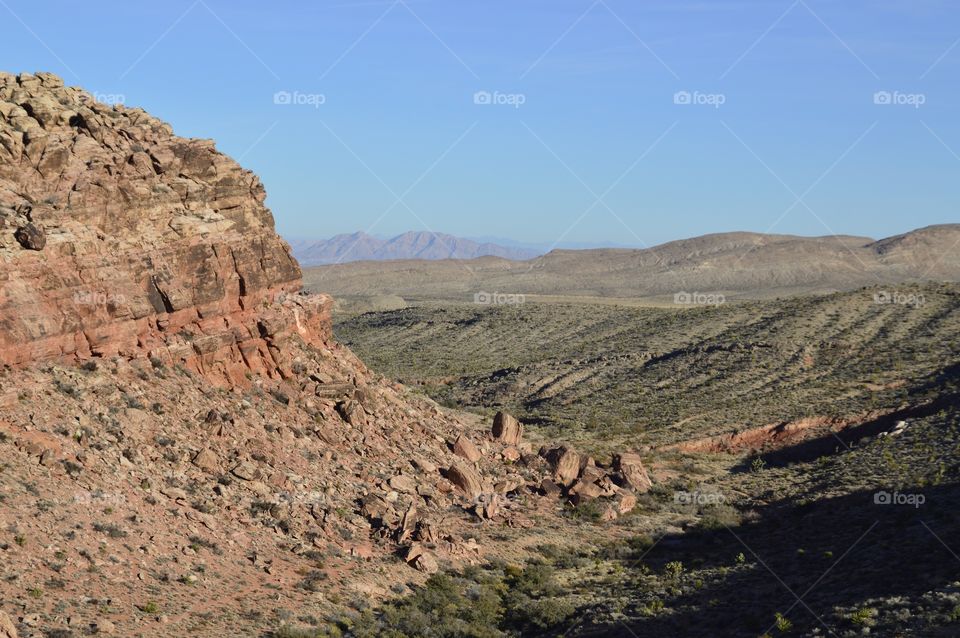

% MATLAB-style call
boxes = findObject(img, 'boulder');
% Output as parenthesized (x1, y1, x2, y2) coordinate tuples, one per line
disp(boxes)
(406, 544, 439, 573)
(14, 223, 45, 250)
(389, 474, 417, 494)
(452, 434, 481, 462)
(191, 448, 220, 473)
(542, 445, 581, 487)
(613, 452, 652, 493)
(501, 446, 521, 462)
(0, 612, 16, 638)
(336, 400, 367, 426)
(445, 462, 483, 498)
(492, 411, 523, 445)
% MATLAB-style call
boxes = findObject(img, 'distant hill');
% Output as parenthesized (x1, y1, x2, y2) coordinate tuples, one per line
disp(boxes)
(290, 231, 541, 265)
(303, 225, 960, 301)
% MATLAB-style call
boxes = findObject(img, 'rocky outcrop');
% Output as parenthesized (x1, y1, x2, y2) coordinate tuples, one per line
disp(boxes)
(0, 72, 325, 384)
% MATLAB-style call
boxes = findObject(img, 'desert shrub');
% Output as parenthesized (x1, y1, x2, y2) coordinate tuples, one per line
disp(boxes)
(343, 561, 578, 637)
(514, 597, 575, 629)
(697, 503, 743, 530)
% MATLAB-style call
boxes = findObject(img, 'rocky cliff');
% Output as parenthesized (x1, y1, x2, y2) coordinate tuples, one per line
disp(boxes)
(0, 71, 326, 384)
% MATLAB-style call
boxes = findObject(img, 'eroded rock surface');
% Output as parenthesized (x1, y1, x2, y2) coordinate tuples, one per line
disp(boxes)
(0, 71, 317, 384)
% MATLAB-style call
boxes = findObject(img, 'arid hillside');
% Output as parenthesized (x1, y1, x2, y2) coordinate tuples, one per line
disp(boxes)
(336, 283, 960, 451)
(305, 226, 960, 302)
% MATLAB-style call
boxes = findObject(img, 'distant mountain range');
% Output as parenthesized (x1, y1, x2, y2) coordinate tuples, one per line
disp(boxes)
(289, 231, 541, 265)
(302, 225, 960, 300)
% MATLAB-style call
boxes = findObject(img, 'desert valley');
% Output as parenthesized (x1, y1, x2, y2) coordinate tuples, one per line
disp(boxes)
(1, 69, 959, 638)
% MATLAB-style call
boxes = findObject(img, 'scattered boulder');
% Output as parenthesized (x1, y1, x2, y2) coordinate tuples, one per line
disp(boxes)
(446, 462, 483, 498)
(452, 434, 481, 462)
(336, 399, 367, 426)
(191, 448, 220, 473)
(501, 446, 521, 462)
(613, 452, 652, 493)
(542, 445, 581, 487)
(539, 478, 563, 498)
(231, 461, 261, 481)
(0, 611, 16, 638)
(406, 543, 439, 573)
(492, 411, 523, 445)
(389, 474, 417, 494)
(569, 479, 604, 505)
(14, 222, 45, 250)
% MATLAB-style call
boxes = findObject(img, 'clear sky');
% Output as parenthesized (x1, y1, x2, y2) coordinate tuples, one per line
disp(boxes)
(2, 0, 958, 247)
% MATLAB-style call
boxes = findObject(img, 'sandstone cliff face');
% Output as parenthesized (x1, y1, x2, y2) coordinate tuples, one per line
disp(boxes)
(0, 71, 325, 384)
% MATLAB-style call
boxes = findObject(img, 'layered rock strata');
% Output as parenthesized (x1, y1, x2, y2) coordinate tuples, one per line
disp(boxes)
(0, 71, 323, 384)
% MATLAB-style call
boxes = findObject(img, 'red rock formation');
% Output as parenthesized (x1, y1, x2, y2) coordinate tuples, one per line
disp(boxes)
(0, 72, 329, 384)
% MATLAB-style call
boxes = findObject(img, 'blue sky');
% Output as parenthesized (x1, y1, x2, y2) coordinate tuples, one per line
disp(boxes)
(2, 0, 958, 247)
